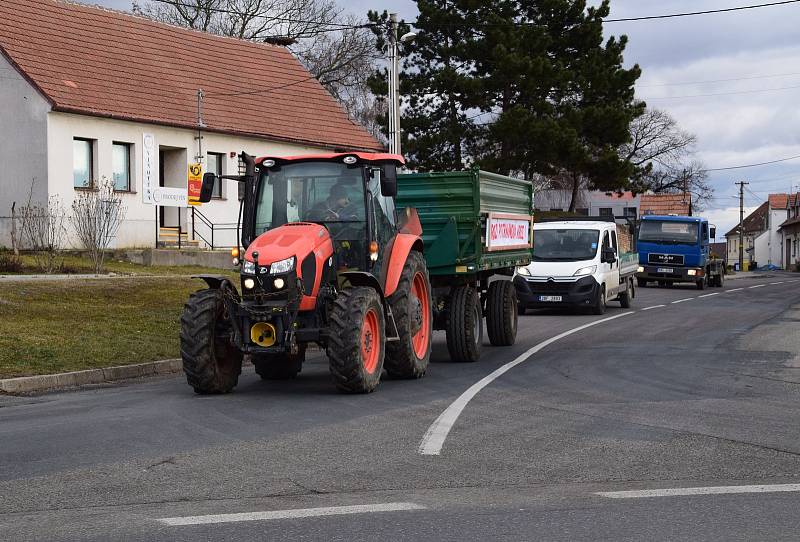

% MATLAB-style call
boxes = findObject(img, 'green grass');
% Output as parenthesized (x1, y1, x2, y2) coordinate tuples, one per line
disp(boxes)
(0, 277, 223, 378)
(0, 251, 236, 277)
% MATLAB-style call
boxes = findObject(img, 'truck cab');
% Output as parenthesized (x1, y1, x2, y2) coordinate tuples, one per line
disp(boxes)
(514, 219, 637, 314)
(636, 215, 723, 289)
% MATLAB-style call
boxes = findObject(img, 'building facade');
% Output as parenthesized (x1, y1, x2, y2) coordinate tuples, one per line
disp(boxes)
(0, 0, 381, 249)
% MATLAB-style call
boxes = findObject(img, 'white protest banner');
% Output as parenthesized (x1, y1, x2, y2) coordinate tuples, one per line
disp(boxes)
(485, 213, 532, 251)
(142, 133, 157, 204)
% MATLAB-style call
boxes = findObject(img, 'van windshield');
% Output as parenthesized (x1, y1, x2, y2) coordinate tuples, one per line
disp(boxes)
(639, 220, 698, 245)
(533, 229, 600, 261)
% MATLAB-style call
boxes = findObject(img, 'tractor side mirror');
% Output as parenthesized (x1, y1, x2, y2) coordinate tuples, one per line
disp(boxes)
(381, 164, 398, 197)
(710, 226, 716, 239)
(200, 173, 216, 203)
(602, 247, 616, 264)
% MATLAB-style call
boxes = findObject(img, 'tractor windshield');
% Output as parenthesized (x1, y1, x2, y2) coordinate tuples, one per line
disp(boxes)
(255, 162, 366, 232)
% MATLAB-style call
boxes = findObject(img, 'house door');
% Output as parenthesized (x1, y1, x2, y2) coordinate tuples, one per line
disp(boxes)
(787, 240, 792, 270)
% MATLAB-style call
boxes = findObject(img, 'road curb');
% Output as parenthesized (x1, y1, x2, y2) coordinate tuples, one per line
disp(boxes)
(0, 359, 182, 395)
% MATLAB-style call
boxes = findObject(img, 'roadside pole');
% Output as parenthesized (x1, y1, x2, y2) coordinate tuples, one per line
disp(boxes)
(736, 180, 749, 270)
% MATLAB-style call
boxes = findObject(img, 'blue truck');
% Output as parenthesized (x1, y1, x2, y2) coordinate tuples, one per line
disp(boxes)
(635, 215, 725, 290)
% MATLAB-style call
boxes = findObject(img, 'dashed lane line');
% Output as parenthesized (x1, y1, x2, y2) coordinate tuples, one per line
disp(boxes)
(596, 483, 800, 499)
(671, 298, 695, 304)
(749, 284, 766, 289)
(158, 503, 426, 526)
(640, 305, 666, 311)
(699, 292, 720, 298)
(727, 287, 744, 292)
(418, 312, 636, 455)
(770, 282, 785, 285)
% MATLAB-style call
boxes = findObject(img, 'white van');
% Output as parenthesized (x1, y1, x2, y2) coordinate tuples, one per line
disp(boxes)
(513, 219, 638, 314)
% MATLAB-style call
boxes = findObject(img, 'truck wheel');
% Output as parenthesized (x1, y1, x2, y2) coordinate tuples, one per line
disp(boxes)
(696, 276, 706, 290)
(717, 272, 725, 287)
(446, 285, 483, 362)
(385, 251, 432, 379)
(591, 285, 606, 315)
(618, 279, 633, 308)
(328, 287, 385, 393)
(637, 278, 647, 288)
(486, 280, 517, 346)
(253, 346, 306, 380)
(180, 288, 243, 394)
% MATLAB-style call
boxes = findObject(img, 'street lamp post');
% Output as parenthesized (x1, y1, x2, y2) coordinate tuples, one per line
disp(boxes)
(387, 13, 416, 156)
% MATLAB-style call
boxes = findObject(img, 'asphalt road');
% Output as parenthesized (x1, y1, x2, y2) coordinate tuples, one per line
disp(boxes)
(2, 273, 800, 541)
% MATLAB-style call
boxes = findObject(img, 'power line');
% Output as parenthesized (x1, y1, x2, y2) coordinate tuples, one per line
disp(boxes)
(638, 71, 800, 88)
(604, 0, 800, 22)
(641, 83, 800, 100)
(705, 154, 800, 172)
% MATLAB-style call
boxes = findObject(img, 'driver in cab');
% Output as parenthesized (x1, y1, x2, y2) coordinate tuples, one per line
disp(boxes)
(307, 184, 352, 222)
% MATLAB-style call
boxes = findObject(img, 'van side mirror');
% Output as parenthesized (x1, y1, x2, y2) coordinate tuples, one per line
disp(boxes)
(200, 172, 216, 203)
(710, 226, 716, 239)
(602, 247, 616, 264)
(381, 164, 398, 197)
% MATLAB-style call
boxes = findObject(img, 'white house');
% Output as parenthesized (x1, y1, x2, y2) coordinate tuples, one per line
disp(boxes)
(778, 193, 800, 270)
(534, 190, 641, 219)
(0, 0, 381, 249)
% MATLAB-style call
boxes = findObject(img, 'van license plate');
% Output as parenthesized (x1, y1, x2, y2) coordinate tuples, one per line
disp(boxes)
(539, 295, 562, 302)
(657, 268, 673, 273)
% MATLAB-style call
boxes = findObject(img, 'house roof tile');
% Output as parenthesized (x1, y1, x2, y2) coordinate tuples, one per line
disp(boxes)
(768, 194, 789, 209)
(0, 0, 382, 151)
(639, 193, 691, 216)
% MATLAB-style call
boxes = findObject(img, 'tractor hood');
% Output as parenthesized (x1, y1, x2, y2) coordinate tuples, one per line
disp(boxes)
(244, 223, 331, 266)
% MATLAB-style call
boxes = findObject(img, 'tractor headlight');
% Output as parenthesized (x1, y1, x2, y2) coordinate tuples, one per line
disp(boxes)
(242, 260, 256, 275)
(273, 277, 285, 289)
(243, 278, 255, 290)
(573, 265, 597, 277)
(270, 257, 295, 274)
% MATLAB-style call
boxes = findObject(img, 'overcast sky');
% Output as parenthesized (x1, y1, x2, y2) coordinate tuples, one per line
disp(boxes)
(88, 0, 800, 238)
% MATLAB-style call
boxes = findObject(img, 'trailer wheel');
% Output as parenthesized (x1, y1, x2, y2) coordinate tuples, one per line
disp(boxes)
(591, 285, 607, 315)
(446, 285, 483, 362)
(385, 251, 432, 379)
(180, 288, 243, 394)
(253, 346, 306, 380)
(328, 287, 385, 393)
(618, 279, 633, 308)
(486, 280, 517, 346)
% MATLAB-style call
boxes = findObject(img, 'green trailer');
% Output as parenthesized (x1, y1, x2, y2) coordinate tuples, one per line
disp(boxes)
(397, 169, 534, 362)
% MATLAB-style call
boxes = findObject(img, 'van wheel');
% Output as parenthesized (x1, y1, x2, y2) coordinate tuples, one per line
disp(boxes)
(618, 279, 633, 308)
(591, 285, 607, 315)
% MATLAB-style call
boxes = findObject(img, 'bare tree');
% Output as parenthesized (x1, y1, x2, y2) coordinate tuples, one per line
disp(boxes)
(19, 181, 68, 273)
(71, 180, 127, 274)
(622, 107, 712, 210)
(132, 0, 379, 125)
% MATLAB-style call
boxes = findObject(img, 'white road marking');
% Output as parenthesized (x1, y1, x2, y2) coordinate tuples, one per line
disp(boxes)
(640, 305, 665, 311)
(597, 483, 800, 499)
(727, 287, 744, 292)
(671, 298, 694, 304)
(770, 282, 785, 285)
(418, 312, 635, 456)
(158, 502, 426, 526)
(749, 284, 766, 289)
(699, 293, 719, 298)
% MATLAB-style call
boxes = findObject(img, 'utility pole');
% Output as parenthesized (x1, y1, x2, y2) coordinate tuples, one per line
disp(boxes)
(736, 180, 749, 270)
(388, 13, 400, 155)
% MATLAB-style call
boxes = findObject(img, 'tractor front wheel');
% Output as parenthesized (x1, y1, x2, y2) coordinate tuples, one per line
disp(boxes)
(385, 251, 432, 379)
(180, 288, 243, 394)
(253, 346, 306, 380)
(328, 287, 385, 393)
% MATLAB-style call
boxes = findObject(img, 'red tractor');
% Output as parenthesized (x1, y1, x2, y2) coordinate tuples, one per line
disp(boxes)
(181, 152, 432, 393)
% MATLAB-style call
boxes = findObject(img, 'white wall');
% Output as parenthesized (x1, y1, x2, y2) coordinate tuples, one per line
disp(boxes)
(47, 112, 327, 248)
(0, 53, 51, 247)
(765, 208, 789, 266)
(534, 189, 640, 217)
(753, 231, 769, 267)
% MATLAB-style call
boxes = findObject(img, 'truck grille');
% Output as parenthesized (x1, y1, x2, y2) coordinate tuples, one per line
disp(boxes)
(648, 253, 684, 265)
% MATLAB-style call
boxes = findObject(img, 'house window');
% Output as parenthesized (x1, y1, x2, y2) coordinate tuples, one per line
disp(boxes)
(207, 152, 224, 198)
(599, 207, 613, 217)
(624, 207, 637, 218)
(73, 138, 94, 188)
(112, 142, 132, 191)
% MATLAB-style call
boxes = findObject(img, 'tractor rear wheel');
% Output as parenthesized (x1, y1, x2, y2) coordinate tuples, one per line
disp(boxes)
(253, 346, 306, 380)
(180, 288, 243, 394)
(486, 280, 517, 346)
(446, 285, 483, 362)
(385, 251, 432, 379)
(328, 287, 385, 393)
